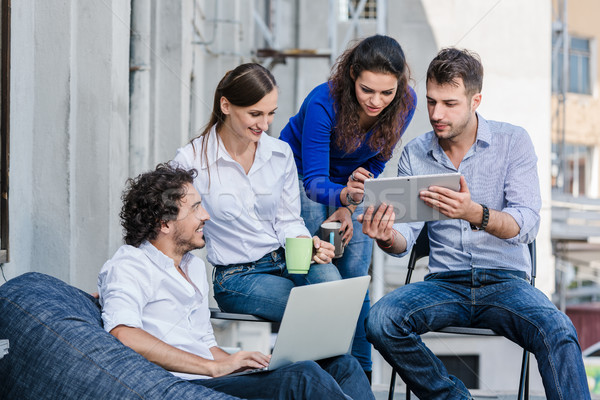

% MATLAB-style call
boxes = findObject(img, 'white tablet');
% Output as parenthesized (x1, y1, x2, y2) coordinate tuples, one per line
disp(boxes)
(363, 173, 462, 223)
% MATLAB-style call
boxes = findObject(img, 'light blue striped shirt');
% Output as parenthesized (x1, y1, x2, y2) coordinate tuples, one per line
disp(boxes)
(393, 114, 540, 276)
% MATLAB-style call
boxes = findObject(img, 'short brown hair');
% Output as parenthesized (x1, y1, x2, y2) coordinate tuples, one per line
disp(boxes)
(426, 48, 483, 97)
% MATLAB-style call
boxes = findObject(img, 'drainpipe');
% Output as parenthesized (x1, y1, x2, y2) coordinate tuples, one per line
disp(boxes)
(560, 0, 568, 191)
(371, 0, 388, 386)
(129, 0, 151, 176)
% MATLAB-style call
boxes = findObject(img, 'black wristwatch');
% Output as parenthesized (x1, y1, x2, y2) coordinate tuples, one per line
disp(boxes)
(470, 204, 489, 231)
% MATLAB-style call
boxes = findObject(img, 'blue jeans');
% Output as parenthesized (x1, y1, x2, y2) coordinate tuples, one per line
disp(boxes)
(366, 268, 591, 400)
(213, 247, 341, 320)
(192, 354, 375, 400)
(298, 180, 373, 372)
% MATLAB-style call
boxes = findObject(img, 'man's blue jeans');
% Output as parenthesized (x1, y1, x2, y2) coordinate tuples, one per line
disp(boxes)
(213, 247, 341, 320)
(366, 268, 591, 400)
(298, 180, 373, 372)
(192, 354, 375, 400)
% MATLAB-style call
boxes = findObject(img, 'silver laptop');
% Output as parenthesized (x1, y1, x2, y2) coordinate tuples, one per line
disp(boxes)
(363, 173, 461, 223)
(228, 276, 370, 376)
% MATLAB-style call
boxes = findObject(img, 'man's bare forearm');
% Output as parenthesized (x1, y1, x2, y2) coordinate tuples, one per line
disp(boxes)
(110, 325, 215, 376)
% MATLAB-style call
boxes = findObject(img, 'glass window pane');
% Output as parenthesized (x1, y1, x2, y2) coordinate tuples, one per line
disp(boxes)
(569, 54, 580, 92)
(581, 57, 591, 94)
(571, 37, 589, 51)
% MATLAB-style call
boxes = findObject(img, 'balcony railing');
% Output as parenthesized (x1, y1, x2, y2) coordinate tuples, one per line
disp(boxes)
(552, 190, 600, 307)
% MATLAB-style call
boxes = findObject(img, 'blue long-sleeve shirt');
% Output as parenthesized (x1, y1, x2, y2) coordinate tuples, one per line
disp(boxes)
(279, 82, 417, 207)
(393, 114, 541, 277)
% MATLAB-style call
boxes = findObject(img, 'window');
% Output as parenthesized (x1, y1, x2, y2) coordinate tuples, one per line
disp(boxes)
(552, 143, 596, 197)
(569, 37, 592, 94)
(0, 0, 9, 263)
(339, 0, 377, 21)
(553, 35, 594, 95)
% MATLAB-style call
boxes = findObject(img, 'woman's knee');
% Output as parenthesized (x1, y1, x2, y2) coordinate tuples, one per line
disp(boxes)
(306, 263, 341, 283)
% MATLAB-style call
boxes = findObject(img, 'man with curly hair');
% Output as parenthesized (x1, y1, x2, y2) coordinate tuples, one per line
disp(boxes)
(97, 163, 373, 400)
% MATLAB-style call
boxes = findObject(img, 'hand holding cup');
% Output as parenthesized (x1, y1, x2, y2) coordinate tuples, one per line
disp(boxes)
(312, 236, 335, 264)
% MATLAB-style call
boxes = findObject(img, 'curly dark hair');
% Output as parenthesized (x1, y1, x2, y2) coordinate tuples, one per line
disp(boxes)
(328, 34, 414, 161)
(120, 163, 197, 247)
(426, 48, 483, 97)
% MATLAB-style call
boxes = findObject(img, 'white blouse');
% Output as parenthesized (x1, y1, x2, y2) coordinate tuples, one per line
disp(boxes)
(172, 128, 310, 266)
(98, 241, 216, 380)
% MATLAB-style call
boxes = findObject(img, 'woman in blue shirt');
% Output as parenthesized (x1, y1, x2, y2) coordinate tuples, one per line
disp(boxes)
(279, 34, 417, 376)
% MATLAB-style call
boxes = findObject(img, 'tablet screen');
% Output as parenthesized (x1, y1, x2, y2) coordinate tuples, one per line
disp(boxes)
(363, 173, 461, 223)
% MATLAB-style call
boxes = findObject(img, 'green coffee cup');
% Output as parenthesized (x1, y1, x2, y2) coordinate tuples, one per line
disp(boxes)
(285, 237, 313, 274)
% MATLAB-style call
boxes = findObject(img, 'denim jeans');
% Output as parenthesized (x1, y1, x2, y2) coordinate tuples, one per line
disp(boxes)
(366, 268, 591, 400)
(298, 180, 373, 372)
(192, 354, 375, 400)
(213, 247, 341, 320)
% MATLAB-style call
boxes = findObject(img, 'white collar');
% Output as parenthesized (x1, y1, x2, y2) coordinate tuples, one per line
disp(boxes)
(199, 126, 286, 172)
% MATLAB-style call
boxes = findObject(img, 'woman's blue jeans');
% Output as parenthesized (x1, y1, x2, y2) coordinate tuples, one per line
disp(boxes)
(213, 247, 341, 321)
(192, 354, 375, 400)
(366, 268, 591, 400)
(297, 180, 373, 372)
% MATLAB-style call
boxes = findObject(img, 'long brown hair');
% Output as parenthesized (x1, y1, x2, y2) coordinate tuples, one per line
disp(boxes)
(329, 35, 413, 160)
(191, 63, 277, 165)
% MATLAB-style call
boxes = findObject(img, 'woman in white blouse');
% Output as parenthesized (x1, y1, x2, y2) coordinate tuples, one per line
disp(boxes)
(172, 63, 340, 321)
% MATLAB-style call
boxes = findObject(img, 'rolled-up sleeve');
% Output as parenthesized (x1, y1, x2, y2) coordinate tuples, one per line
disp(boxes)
(98, 258, 151, 333)
(501, 128, 541, 244)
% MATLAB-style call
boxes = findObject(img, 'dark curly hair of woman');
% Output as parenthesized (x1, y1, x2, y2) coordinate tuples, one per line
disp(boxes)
(329, 34, 414, 161)
(120, 163, 197, 247)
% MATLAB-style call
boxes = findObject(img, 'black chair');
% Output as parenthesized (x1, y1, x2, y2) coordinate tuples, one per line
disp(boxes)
(388, 226, 536, 400)
(209, 308, 275, 353)
(210, 308, 269, 323)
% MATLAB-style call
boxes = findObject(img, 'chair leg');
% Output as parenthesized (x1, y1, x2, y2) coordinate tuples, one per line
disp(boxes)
(524, 365, 530, 400)
(388, 370, 413, 400)
(517, 349, 530, 400)
(388, 372, 396, 400)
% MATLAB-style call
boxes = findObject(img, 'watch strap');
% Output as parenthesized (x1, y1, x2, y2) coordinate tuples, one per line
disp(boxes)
(470, 203, 489, 231)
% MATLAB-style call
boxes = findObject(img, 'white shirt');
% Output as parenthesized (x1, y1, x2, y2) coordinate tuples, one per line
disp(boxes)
(98, 241, 216, 380)
(172, 128, 310, 266)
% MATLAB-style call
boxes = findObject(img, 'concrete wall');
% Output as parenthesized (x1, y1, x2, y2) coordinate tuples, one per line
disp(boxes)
(5, 0, 259, 291)
(8, 0, 130, 292)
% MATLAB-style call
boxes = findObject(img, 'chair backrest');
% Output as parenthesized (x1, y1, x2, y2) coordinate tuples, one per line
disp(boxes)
(405, 223, 536, 285)
(528, 240, 536, 284)
(404, 224, 430, 285)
